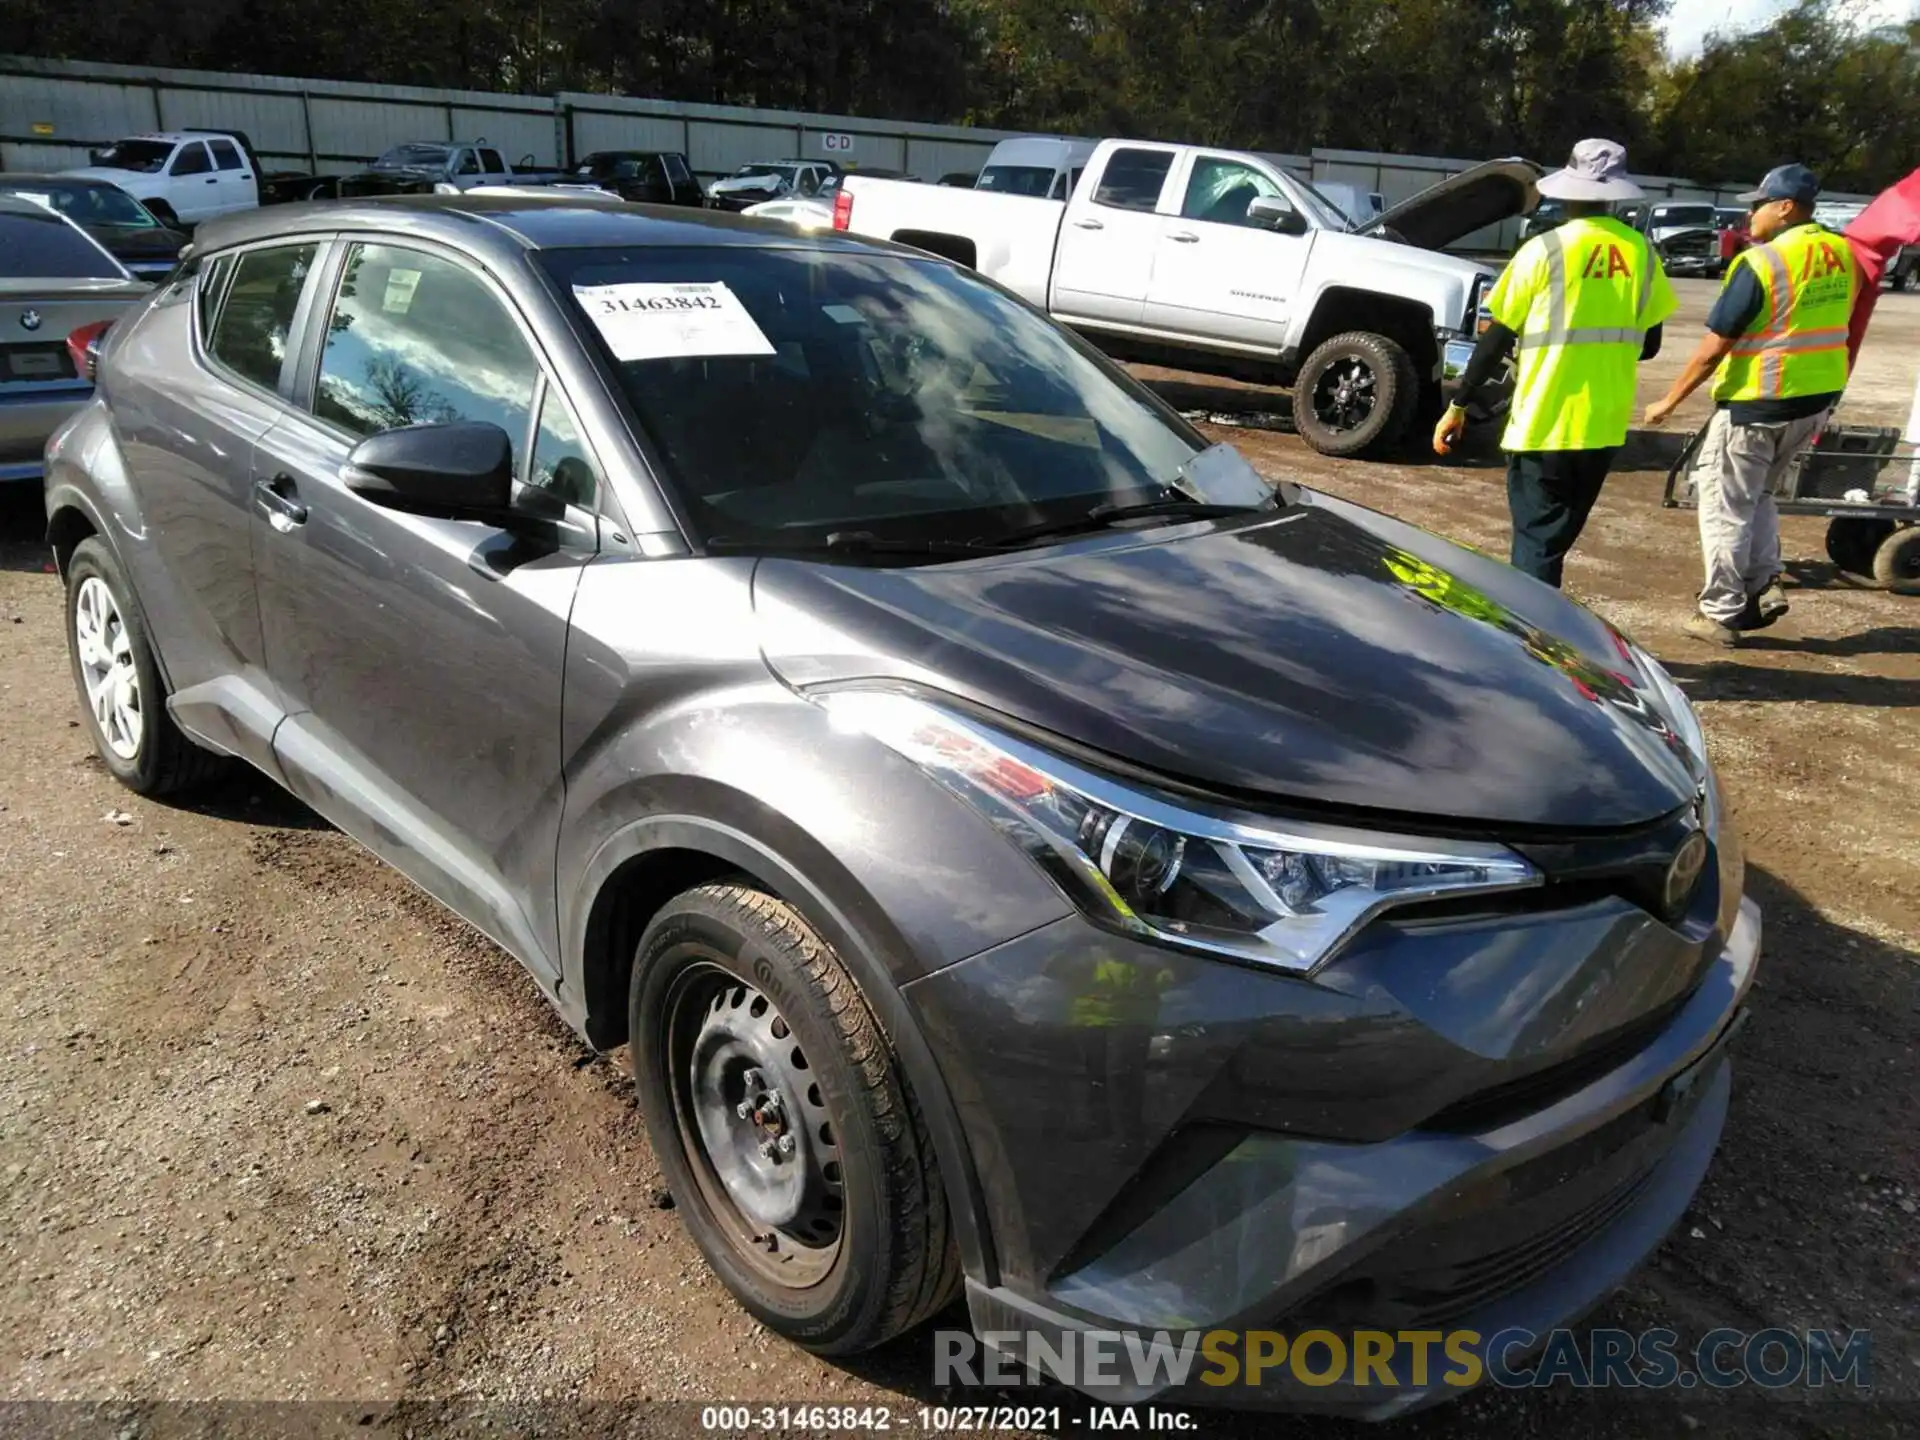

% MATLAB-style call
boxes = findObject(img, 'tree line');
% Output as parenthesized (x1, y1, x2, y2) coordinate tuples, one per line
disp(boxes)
(14, 0, 1920, 192)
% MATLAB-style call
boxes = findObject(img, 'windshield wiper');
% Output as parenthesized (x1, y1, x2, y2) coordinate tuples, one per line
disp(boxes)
(705, 530, 1005, 559)
(985, 497, 1264, 548)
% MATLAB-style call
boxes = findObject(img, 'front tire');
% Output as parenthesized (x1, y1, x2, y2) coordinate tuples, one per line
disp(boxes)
(630, 883, 959, 1354)
(64, 538, 223, 796)
(1293, 330, 1420, 458)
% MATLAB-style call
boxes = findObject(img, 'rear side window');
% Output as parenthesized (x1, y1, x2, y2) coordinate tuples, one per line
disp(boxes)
(1093, 149, 1174, 213)
(480, 149, 507, 174)
(171, 143, 213, 177)
(312, 242, 537, 449)
(209, 139, 244, 171)
(664, 154, 693, 187)
(205, 243, 318, 392)
(0, 208, 122, 279)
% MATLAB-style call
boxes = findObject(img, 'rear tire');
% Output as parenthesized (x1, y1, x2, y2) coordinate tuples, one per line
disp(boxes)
(1825, 516, 1896, 578)
(1293, 330, 1420, 458)
(630, 883, 959, 1354)
(1871, 526, 1920, 595)
(64, 538, 224, 797)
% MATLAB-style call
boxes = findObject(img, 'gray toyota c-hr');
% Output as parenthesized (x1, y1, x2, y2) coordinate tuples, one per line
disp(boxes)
(46, 195, 1757, 1416)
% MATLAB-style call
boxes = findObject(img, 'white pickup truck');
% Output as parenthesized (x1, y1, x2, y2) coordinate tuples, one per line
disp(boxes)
(834, 139, 1539, 456)
(60, 131, 261, 228)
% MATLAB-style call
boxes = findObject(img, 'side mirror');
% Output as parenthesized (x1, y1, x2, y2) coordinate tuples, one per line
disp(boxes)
(344, 422, 514, 521)
(1247, 195, 1305, 235)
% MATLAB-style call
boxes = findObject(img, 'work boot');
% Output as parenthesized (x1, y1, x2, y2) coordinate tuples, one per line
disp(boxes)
(1755, 578, 1790, 622)
(1684, 613, 1743, 647)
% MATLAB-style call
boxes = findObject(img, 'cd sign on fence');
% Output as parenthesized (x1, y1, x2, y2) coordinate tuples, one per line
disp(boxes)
(820, 132, 855, 153)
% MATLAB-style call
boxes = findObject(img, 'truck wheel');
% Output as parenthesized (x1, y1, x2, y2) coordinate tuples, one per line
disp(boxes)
(1893, 269, 1911, 293)
(1825, 517, 1895, 577)
(1294, 331, 1420, 458)
(1872, 526, 1920, 595)
(630, 883, 960, 1354)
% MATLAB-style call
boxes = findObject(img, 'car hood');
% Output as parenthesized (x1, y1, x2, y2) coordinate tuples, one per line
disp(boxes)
(1362, 158, 1542, 251)
(753, 493, 1700, 832)
(712, 174, 788, 195)
(58, 166, 162, 191)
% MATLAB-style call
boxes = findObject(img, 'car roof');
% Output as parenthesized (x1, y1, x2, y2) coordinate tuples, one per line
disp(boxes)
(189, 192, 934, 265)
(0, 172, 110, 188)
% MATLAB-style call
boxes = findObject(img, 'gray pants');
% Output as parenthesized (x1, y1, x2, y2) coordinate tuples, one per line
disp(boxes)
(1692, 406, 1829, 624)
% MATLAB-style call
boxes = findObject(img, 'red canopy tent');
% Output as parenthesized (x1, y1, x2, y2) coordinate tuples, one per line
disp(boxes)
(1843, 167, 1920, 369)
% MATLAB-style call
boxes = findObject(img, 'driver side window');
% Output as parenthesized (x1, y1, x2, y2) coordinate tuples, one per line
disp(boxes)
(1180, 157, 1285, 230)
(311, 243, 537, 459)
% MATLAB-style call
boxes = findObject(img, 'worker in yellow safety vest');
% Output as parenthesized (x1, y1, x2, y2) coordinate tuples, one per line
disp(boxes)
(1644, 164, 1859, 646)
(1435, 138, 1677, 589)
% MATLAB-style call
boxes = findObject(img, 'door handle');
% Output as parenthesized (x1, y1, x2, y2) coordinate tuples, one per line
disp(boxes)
(1072, 218, 1105, 231)
(255, 474, 308, 533)
(1169, 230, 1200, 243)
(204, 177, 219, 184)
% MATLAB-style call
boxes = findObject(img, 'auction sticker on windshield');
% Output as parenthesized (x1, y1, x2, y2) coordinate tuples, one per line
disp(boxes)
(573, 281, 775, 361)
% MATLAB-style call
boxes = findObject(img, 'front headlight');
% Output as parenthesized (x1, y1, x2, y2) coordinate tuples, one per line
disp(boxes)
(819, 690, 1540, 974)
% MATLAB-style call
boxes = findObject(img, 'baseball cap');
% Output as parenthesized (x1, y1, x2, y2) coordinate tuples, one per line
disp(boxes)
(1736, 164, 1820, 206)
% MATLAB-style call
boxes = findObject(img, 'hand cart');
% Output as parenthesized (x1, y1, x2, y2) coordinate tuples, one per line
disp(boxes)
(1662, 420, 1920, 593)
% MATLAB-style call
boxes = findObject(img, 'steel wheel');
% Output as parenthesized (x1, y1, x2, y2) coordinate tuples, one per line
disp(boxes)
(666, 960, 846, 1289)
(1312, 355, 1379, 434)
(73, 575, 143, 761)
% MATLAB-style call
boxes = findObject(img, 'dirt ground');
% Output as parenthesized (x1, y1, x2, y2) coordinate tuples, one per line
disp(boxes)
(0, 281, 1916, 1438)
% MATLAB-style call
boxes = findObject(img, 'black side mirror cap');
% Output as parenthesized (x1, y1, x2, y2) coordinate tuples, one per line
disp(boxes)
(344, 421, 514, 521)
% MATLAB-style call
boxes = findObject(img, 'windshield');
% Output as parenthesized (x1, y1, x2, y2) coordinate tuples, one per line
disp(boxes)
(1290, 179, 1359, 231)
(90, 140, 175, 175)
(732, 165, 798, 186)
(1651, 205, 1716, 228)
(977, 166, 1058, 197)
(544, 246, 1213, 550)
(0, 181, 157, 229)
(375, 145, 452, 170)
(0, 208, 126, 279)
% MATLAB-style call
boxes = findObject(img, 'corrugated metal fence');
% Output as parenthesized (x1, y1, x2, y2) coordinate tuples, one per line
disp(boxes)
(1, 54, 1875, 244)
(0, 56, 1026, 184)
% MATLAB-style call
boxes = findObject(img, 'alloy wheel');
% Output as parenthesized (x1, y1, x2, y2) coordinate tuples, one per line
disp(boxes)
(73, 576, 143, 761)
(666, 961, 846, 1289)
(1313, 356, 1378, 432)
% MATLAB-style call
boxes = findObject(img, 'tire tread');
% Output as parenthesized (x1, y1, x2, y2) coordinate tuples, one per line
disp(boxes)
(652, 883, 959, 1351)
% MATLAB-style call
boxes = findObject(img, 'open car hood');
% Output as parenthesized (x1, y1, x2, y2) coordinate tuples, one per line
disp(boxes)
(1360, 158, 1542, 250)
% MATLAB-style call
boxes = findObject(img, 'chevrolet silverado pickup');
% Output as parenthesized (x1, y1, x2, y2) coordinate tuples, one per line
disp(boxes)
(834, 139, 1539, 455)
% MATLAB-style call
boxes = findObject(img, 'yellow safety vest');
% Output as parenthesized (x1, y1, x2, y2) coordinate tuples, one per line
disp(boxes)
(1712, 224, 1856, 403)
(1488, 216, 1675, 452)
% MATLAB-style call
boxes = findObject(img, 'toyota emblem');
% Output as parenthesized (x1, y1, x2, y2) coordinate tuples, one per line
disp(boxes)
(19, 310, 42, 332)
(1664, 830, 1709, 916)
